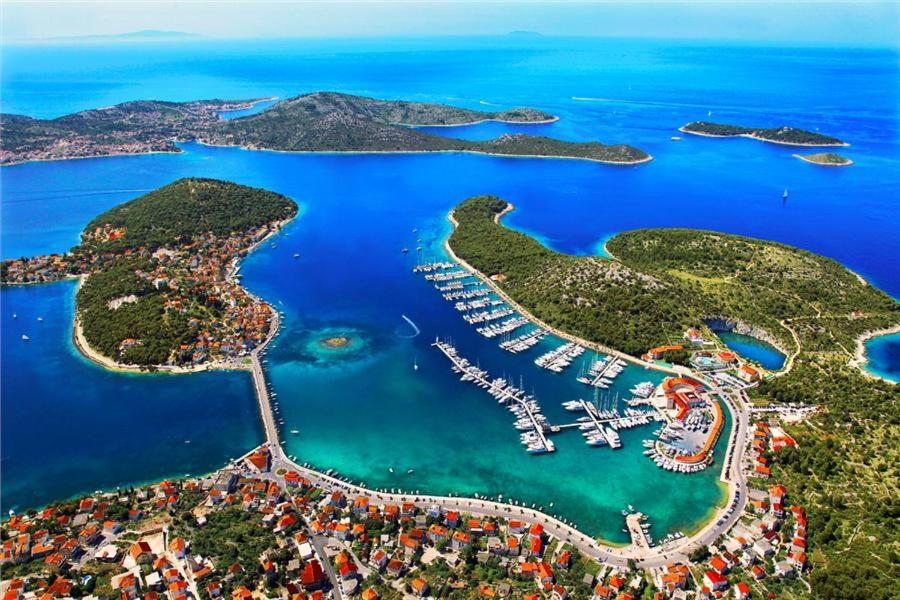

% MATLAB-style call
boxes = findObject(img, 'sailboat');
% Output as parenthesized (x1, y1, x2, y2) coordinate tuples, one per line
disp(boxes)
(413, 357, 419, 371)
(782, 189, 789, 199)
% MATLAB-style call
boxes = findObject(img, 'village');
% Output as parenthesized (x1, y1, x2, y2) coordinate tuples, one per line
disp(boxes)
(1, 403, 810, 600)
(1, 221, 283, 367)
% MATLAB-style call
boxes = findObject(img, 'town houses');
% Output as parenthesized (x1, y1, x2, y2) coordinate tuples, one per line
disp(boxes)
(1, 436, 813, 600)
(1, 219, 285, 368)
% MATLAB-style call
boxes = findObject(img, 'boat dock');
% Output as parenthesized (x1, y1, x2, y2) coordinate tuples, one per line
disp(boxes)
(577, 355, 627, 388)
(477, 316, 528, 338)
(625, 512, 653, 548)
(535, 342, 584, 373)
(499, 328, 546, 353)
(432, 339, 555, 454)
(412, 261, 456, 273)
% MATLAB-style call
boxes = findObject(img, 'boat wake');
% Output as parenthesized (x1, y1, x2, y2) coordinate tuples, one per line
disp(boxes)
(397, 314, 421, 338)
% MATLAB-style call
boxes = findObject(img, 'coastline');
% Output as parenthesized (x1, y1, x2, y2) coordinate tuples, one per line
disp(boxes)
(792, 153, 854, 166)
(445, 204, 682, 374)
(401, 115, 560, 127)
(68, 215, 295, 376)
(678, 126, 849, 148)
(194, 140, 654, 165)
(852, 324, 900, 384)
(4, 139, 652, 168)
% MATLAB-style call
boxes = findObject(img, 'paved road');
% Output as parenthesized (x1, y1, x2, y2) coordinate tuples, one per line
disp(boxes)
(247, 286, 752, 571)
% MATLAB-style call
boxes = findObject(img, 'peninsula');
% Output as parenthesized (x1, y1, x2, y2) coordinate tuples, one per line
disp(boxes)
(448, 196, 900, 596)
(1, 178, 297, 369)
(679, 121, 848, 147)
(0, 92, 650, 166)
(793, 152, 854, 166)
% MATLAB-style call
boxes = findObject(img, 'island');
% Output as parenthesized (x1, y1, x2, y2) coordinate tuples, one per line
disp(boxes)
(0, 92, 651, 166)
(793, 151, 853, 166)
(1, 178, 297, 370)
(679, 121, 848, 147)
(448, 196, 900, 596)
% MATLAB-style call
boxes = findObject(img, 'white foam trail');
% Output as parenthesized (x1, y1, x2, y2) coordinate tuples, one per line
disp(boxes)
(399, 314, 421, 338)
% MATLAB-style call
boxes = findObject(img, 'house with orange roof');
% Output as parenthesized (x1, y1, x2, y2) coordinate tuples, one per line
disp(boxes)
(537, 562, 554, 585)
(506, 536, 520, 556)
(734, 581, 750, 600)
(300, 559, 325, 589)
(737, 364, 760, 383)
(385, 559, 404, 578)
(129, 541, 154, 564)
(168, 537, 187, 559)
(451, 531, 471, 550)
(427, 524, 448, 544)
(709, 555, 729, 575)
(410, 578, 429, 597)
(703, 570, 728, 591)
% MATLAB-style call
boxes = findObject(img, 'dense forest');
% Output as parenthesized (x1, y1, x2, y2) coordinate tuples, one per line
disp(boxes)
(681, 121, 846, 146)
(449, 196, 900, 599)
(85, 178, 296, 251)
(77, 261, 196, 365)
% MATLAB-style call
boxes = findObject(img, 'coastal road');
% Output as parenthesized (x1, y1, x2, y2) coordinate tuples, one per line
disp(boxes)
(246, 228, 753, 571)
(252, 336, 752, 571)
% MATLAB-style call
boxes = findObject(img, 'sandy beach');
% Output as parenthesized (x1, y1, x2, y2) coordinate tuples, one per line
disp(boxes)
(852, 324, 900, 384)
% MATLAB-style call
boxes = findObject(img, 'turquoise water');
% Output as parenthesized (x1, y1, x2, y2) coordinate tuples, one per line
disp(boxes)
(716, 332, 787, 371)
(863, 332, 900, 382)
(1, 37, 897, 537)
(0, 281, 263, 513)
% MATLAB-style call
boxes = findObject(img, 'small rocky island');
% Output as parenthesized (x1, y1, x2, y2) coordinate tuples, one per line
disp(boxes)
(1, 178, 297, 369)
(0, 92, 650, 165)
(793, 152, 853, 166)
(679, 121, 847, 147)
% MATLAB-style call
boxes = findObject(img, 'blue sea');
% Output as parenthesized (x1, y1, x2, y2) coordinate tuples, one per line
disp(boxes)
(1, 37, 897, 538)
(863, 332, 900, 382)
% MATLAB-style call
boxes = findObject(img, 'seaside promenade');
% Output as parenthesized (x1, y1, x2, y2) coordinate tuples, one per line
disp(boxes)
(237, 205, 752, 570)
(247, 310, 751, 571)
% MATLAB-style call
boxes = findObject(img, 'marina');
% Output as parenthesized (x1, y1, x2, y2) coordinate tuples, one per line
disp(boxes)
(499, 327, 547, 353)
(432, 339, 556, 454)
(534, 342, 585, 372)
(577, 354, 627, 388)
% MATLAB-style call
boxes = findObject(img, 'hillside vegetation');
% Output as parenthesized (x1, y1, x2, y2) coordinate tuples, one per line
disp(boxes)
(680, 121, 846, 146)
(1, 92, 649, 165)
(449, 196, 899, 599)
(84, 177, 297, 251)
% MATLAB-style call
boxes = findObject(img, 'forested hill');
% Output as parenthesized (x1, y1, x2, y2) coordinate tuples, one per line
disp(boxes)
(1, 92, 650, 165)
(680, 121, 847, 146)
(449, 196, 900, 600)
(84, 178, 297, 250)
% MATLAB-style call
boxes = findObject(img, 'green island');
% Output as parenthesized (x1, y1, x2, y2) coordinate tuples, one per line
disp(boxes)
(793, 152, 854, 167)
(449, 196, 900, 599)
(1, 178, 297, 368)
(0, 92, 650, 166)
(679, 121, 847, 147)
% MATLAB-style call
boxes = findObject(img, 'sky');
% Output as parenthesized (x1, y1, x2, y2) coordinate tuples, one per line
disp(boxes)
(2, 1, 898, 47)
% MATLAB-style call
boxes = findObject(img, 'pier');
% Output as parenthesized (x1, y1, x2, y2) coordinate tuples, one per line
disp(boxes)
(578, 355, 627, 388)
(432, 339, 555, 454)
